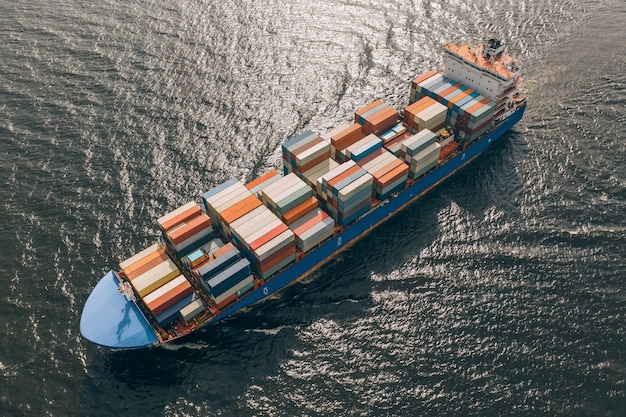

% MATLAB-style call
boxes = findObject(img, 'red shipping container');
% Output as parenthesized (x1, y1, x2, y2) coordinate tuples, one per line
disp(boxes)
(249, 223, 289, 251)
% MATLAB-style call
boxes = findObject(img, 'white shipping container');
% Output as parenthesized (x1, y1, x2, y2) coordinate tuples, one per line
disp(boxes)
(211, 186, 253, 213)
(260, 172, 300, 201)
(205, 182, 246, 206)
(240, 216, 284, 245)
(228, 205, 267, 231)
(180, 299, 205, 322)
(338, 173, 373, 201)
(295, 140, 330, 165)
(132, 259, 180, 296)
(143, 275, 188, 305)
(233, 210, 279, 242)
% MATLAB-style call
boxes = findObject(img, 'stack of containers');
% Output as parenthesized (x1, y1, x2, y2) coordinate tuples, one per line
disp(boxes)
(282, 130, 331, 176)
(357, 148, 409, 200)
(410, 71, 496, 143)
(339, 133, 383, 162)
(289, 208, 335, 253)
(246, 170, 281, 197)
(202, 179, 261, 238)
(399, 129, 441, 179)
(259, 172, 313, 218)
(224, 205, 296, 280)
(329, 124, 365, 162)
(355, 100, 399, 136)
(192, 241, 254, 308)
(281, 196, 319, 226)
(454, 97, 496, 142)
(157, 202, 214, 258)
(403, 96, 448, 134)
(300, 158, 340, 189)
(119, 244, 195, 326)
(409, 70, 438, 103)
(317, 160, 374, 226)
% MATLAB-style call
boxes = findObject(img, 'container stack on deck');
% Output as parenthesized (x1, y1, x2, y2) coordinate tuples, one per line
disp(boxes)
(354, 100, 399, 136)
(203, 179, 296, 280)
(282, 130, 331, 176)
(157, 202, 215, 258)
(398, 129, 441, 179)
(317, 160, 374, 226)
(329, 124, 366, 162)
(118, 242, 197, 327)
(259, 173, 313, 218)
(409, 72, 496, 143)
(403, 96, 448, 134)
(356, 148, 409, 200)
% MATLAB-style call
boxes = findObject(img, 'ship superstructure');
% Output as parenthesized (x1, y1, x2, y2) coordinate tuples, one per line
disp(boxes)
(80, 40, 527, 350)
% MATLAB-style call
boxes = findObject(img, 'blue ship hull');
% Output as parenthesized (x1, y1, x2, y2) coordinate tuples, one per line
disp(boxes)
(80, 104, 526, 350)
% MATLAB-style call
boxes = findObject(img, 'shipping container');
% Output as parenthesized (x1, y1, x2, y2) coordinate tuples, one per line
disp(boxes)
(143, 275, 193, 316)
(130, 258, 180, 298)
(157, 202, 202, 233)
(179, 299, 205, 322)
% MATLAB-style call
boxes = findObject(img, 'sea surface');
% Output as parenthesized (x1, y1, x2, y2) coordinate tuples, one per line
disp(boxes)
(1, 0, 625, 416)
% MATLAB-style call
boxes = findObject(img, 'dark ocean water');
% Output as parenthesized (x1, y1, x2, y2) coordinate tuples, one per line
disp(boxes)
(1, 0, 625, 416)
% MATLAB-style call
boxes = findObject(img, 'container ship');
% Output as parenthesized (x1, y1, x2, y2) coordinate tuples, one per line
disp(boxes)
(80, 39, 527, 350)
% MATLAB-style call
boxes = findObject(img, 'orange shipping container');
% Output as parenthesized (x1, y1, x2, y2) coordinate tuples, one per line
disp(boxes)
(331, 124, 365, 149)
(125, 250, 170, 281)
(282, 197, 318, 225)
(378, 163, 409, 188)
(145, 278, 193, 316)
(167, 213, 212, 245)
(121, 246, 167, 279)
(159, 204, 202, 233)
(220, 195, 263, 225)
(211, 242, 236, 259)
(246, 170, 280, 191)
(354, 99, 383, 123)
(372, 158, 403, 181)
(410, 70, 438, 90)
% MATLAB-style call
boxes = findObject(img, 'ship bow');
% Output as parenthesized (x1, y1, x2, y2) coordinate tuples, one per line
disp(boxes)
(80, 271, 159, 349)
